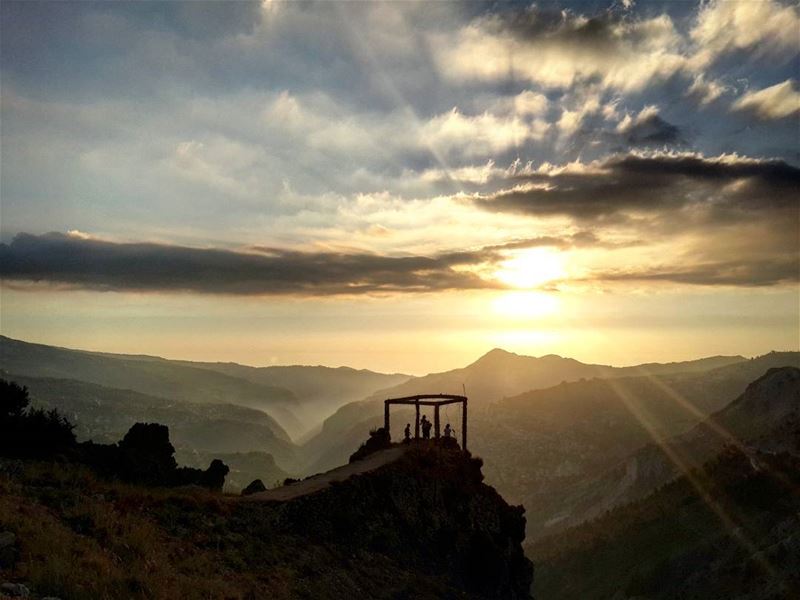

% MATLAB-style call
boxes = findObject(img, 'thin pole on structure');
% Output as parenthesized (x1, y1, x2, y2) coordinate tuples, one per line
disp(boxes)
(434, 404, 440, 439)
(384, 400, 390, 440)
(462, 398, 467, 451)
(415, 400, 420, 439)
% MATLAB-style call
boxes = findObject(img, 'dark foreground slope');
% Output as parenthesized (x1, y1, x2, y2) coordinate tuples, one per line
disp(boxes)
(0, 444, 532, 600)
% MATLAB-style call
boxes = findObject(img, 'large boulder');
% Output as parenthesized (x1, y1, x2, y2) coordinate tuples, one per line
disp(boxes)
(200, 459, 229, 491)
(118, 423, 178, 485)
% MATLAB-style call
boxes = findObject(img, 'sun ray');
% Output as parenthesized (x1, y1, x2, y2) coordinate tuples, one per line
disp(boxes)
(605, 377, 780, 580)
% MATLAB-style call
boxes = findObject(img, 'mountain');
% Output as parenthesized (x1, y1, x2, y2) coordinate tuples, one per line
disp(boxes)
(0, 336, 408, 439)
(1, 442, 533, 599)
(530, 446, 800, 599)
(159, 361, 410, 439)
(547, 366, 800, 535)
(478, 353, 800, 541)
(0, 335, 302, 431)
(7, 373, 299, 469)
(301, 350, 799, 546)
(364, 348, 745, 408)
(301, 348, 746, 474)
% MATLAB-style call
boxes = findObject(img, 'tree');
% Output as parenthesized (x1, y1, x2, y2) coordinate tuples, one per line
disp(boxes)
(0, 378, 76, 456)
(0, 379, 29, 419)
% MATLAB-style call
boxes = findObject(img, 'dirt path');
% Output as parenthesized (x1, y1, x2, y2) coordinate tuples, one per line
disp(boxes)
(244, 446, 409, 502)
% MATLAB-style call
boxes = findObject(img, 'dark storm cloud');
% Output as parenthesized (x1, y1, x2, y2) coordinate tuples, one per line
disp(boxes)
(0, 233, 505, 296)
(474, 153, 800, 219)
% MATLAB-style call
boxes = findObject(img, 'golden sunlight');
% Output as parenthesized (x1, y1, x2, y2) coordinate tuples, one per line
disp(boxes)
(494, 248, 566, 289)
(491, 290, 560, 318)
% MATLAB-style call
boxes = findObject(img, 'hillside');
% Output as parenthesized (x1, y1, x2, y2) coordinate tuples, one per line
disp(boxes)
(479, 354, 800, 541)
(548, 366, 800, 534)
(6, 373, 299, 471)
(302, 351, 799, 543)
(0, 444, 532, 599)
(0, 336, 409, 439)
(530, 447, 800, 599)
(364, 348, 744, 408)
(0, 336, 302, 435)
(167, 362, 410, 439)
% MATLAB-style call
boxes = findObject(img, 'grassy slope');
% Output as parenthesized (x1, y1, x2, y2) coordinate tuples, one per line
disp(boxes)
(0, 445, 530, 600)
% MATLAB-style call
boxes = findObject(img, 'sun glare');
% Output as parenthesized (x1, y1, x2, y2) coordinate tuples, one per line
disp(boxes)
(491, 290, 560, 318)
(494, 248, 566, 289)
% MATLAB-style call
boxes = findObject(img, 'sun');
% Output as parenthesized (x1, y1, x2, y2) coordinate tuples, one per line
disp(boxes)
(494, 248, 566, 289)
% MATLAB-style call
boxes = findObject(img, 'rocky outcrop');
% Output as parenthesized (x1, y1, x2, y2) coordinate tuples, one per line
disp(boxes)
(241, 478, 267, 496)
(268, 443, 533, 599)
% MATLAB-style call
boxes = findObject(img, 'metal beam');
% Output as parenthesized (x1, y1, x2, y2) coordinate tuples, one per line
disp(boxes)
(385, 394, 467, 403)
(385, 398, 465, 407)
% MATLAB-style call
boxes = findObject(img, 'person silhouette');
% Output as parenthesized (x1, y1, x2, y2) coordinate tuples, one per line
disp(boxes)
(404, 423, 411, 443)
(444, 423, 452, 438)
(421, 415, 432, 439)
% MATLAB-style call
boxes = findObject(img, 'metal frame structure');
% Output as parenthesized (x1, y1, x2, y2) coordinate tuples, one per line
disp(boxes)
(383, 394, 467, 450)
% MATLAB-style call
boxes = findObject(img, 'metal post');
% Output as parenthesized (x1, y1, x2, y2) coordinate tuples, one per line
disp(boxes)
(384, 400, 390, 440)
(462, 398, 467, 451)
(415, 400, 420, 439)
(434, 404, 440, 439)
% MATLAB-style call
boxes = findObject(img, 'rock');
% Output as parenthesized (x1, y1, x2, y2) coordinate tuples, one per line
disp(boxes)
(200, 459, 229, 491)
(241, 479, 267, 496)
(0, 582, 30, 597)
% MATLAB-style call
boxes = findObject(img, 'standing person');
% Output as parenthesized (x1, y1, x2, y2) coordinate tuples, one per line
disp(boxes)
(421, 415, 431, 439)
(444, 423, 452, 438)
(404, 423, 411, 443)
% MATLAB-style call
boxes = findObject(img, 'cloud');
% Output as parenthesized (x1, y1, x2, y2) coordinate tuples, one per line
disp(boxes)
(473, 152, 800, 220)
(690, 0, 800, 69)
(513, 90, 549, 116)
(686, 75, 728, 106)
(615, 106, 683, 146)
(432, 8, 687, 92)
(731, 79, 800, 120)
(588, 257, 799, 287)
(0, 233, 514, 296)
(420, 107, 548, 157)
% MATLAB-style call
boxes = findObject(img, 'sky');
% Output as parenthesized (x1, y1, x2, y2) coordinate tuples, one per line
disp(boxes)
(1, 0, 798, 374)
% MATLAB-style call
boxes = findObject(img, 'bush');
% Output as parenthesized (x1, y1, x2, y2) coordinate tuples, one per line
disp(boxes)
(0, 378, 76, 457)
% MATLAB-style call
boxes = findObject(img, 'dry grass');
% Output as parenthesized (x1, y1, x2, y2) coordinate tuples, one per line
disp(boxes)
(0, 460, 279, 600)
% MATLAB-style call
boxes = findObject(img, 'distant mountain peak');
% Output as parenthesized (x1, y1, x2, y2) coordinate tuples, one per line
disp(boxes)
(484, 347, 516, 357)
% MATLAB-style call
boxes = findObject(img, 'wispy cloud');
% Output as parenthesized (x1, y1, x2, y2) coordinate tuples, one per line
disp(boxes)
(732, 80, 800, 120)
